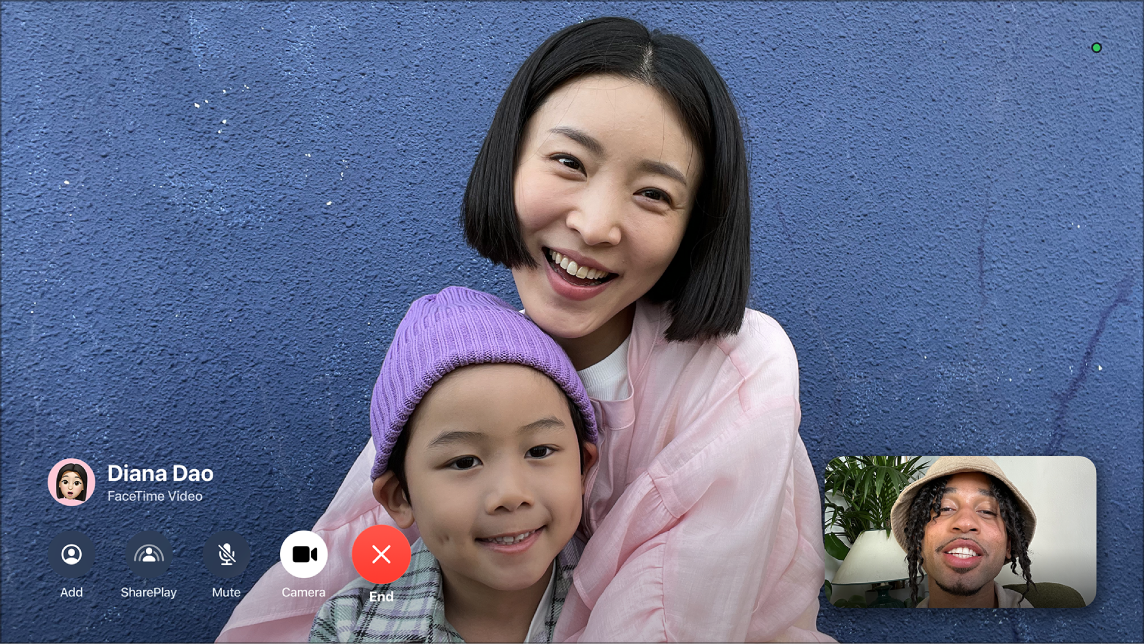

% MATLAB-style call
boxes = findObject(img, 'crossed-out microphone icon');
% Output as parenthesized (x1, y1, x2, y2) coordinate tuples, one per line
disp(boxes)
(219, 543, 237, 566)
(203, 531, 249, 578)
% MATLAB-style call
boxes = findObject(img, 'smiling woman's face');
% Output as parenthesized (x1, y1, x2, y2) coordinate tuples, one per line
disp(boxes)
(511, 74, 701, 365)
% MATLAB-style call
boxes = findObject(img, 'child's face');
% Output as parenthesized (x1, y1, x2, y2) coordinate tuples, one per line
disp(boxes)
(388, 363, 592, 592)
(59, 471, 84, 499)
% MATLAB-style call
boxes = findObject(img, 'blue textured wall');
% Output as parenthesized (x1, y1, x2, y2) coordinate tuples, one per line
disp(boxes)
(2, 2, 1140, 642)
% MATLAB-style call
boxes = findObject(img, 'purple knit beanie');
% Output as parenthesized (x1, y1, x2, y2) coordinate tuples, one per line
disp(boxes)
(369, 286, 597, 481)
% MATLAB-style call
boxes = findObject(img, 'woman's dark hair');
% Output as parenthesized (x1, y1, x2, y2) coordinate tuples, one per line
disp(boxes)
(463, 17, 750, 343)
(903, 475, 1035, 606)
(56, 463, 88, 501)
(389, 386, 593, 502)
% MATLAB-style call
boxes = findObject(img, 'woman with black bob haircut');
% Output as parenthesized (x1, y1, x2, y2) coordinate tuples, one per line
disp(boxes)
(464, 16, 749, 343)
(459, 17, 830, 641)
(223, 16, 832, 643)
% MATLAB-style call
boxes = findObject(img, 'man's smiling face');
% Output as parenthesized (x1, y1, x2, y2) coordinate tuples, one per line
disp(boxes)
(920, 472, 1012, 601)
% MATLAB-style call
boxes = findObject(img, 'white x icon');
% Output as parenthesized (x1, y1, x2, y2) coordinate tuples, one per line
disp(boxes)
(372, 544, 391, 564)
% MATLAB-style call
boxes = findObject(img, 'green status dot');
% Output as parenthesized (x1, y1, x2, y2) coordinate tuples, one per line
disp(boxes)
(1092, 43, 1102, 53)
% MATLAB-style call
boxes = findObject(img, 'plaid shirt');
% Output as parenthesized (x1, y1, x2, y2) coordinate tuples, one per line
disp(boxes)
(310, 537, 583, 642)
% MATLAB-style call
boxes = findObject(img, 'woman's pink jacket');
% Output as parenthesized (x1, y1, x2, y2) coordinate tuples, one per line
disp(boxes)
(216, 301, 832, 642)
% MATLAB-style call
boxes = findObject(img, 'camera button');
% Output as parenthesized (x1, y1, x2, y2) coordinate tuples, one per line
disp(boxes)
(279, 531, 328, 578)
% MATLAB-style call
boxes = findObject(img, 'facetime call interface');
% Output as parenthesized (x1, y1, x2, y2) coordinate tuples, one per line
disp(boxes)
(5, 2, 1139, 643)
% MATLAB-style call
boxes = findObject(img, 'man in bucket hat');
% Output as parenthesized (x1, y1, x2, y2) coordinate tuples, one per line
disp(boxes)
(890, 456, 1037, 608)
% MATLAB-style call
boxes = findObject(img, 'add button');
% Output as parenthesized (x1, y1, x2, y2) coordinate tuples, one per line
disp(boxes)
(351, 525, 411, 585)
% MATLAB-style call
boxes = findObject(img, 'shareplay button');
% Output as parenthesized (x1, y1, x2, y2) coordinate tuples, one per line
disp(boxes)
(351, 525, 412, 585)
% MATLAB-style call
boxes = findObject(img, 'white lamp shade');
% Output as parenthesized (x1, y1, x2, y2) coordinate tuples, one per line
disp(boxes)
(832, 530, 911, 585)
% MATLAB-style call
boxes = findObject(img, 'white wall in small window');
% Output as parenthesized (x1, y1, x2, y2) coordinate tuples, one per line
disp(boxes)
(990, 455, 1097, 605)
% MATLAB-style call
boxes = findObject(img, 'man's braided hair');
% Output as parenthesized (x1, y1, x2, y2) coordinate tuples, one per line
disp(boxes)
(903, 474, 1035, 606)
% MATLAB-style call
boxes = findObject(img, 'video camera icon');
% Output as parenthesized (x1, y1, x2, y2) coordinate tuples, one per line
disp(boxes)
(279, 531, 327, 578)
(293, 546, 318, 563)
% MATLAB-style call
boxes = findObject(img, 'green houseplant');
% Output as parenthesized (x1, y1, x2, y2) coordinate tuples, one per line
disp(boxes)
(823, 456, 928, 606)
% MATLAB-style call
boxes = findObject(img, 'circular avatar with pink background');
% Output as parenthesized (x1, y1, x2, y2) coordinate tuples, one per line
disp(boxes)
(49, 459, 95, 506)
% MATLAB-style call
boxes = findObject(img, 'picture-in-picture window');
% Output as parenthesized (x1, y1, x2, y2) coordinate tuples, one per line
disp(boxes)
(824, 455, 1096, 608)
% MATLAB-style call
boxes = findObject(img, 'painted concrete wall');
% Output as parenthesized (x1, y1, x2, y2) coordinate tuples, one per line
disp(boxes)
(2, 2, 1140, 641)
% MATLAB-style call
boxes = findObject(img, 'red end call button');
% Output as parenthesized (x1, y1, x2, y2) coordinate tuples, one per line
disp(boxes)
(352, 525, 412, 585)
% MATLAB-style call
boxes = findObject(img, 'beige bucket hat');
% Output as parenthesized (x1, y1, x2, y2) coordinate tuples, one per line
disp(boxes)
(890, 456, 1037, 553)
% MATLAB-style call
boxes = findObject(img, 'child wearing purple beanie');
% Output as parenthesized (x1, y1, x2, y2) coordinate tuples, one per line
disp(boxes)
(310, 287, 599, 643)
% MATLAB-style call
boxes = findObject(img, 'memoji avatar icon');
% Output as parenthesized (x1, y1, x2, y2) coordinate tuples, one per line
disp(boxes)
(49, 459, 96, 506)
(57, 465, 86, 501)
